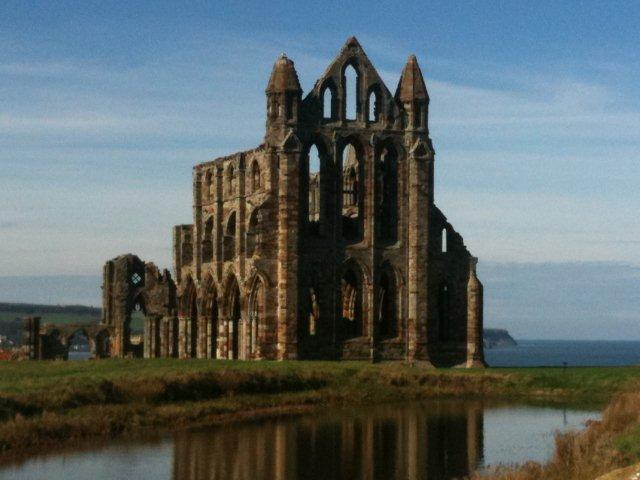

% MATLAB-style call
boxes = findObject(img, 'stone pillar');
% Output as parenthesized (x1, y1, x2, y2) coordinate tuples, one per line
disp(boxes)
(178, 316, 188, 359)
(276, 136, 301, 360)
(406, 141, 432, 365)
(466, 258, 486, 368)
(143, 317, 151, 358)
(218, 317, 229, 358)
(238, 154, 246, 278)
(215, 166, 224, 280)
(197, 315, 207, 359)
(166, 316, 178, 358)
(23, 316, 41, 360)
(193, 171, 203, 281)
(205, 313, 213, 359)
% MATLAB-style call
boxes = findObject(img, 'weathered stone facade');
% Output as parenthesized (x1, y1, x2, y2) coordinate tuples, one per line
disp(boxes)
(101, 37, 485, 367)
(22, 316, 113, 360)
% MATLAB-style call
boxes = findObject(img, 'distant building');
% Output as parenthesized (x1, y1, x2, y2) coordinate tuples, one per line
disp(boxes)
(100, 38, 485, 367)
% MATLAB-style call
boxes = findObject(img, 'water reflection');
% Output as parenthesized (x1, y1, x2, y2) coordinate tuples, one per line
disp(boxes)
(172, 400, 484, 480)
(0, 401, 599, 480)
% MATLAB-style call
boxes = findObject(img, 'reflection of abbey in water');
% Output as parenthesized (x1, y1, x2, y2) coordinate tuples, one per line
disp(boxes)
(172, 401, 484, 480)
(97, 37, 485, 366)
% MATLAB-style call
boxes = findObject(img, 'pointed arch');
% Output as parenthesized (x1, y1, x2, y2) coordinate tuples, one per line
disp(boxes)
(246, 207, 263, 257)
(223, 274, 242, 360)
(378, 142, 398, 243)
(202, 216, 213, 263)
(306, 143, 321, 233)
(442, 227, 448, 253)
(224, 211, 236, 261)
(341, 139, 364, 242)
(201, 274, 219, 359)
(367, 85, 382, 123)
(250, 160, 261, 192)
(281, 131, 302, 152)
(226, 164, 235, 196)
(341, 259, 365, 339)
(180, 276, 198, 358)
(322, 80, 337, 120)
(122, 291, 147, 357)
(247, 274, 266, 359)
(343, 63, 359, 120)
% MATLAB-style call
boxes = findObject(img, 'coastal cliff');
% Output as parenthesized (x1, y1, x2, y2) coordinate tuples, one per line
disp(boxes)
(483, 329, 517, 349)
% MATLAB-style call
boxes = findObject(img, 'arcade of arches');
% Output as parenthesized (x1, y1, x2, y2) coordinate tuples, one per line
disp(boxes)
(99, 37, 486, 367)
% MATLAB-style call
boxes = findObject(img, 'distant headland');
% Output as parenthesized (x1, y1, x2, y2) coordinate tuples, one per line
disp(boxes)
(484, 328, 517, 349)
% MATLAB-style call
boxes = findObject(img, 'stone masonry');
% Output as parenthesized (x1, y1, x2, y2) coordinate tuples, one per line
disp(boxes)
(101, 37, 486, 367)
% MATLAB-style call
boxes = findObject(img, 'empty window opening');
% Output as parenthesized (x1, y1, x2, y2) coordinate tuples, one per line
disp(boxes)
(308, 145, 321, 226)
(246, 208, 262, 257)
(308, 287, 319, 336)
(378, 147, 398, 242)
(344, 65, 358, 120)
(251, 160, 261, 192)
(368, 90, 379, 122)
(342, 144, 362, 241)
(323, 87, 333, 119)
(204, 172, 213, 201)
(224, 212, 236, 261)
(442, 228, 448, 253)
(227, 166, 234, 196)
(67, 330, 90, 360)
(341, 268, 363, 339)
(248, 278, 264, 358)
(125, 297, 145, 357)
(342, 145, 358, 210)
(415, 102, 424, 128)
(285, 92, 294, 120)
(202, 217, 213, 263)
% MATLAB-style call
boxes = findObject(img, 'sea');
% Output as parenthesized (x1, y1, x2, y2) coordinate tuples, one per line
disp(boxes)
(485, 339, 640, 367)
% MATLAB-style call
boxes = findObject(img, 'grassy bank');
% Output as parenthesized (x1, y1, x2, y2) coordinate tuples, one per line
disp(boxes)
(1, 359, 639, 470)
(476, 389, 640, 480)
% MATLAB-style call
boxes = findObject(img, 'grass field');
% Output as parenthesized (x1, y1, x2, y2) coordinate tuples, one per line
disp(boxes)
(0, 359, 638, 400)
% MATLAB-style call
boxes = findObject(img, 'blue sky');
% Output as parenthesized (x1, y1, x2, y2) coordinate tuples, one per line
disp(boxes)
(1, 1, 639, 338)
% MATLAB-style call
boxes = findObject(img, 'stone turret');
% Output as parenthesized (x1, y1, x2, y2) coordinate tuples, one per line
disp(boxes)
(265, 54, 302, 142)
(466, 258, 487, 368)
(396, 55, 429, 131)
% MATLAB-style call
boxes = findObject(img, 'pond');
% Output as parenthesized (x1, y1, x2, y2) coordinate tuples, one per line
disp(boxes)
(0, 399, 599, 480)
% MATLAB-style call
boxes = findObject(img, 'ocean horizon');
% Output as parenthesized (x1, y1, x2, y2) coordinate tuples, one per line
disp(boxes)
(486, 339, 640, 367)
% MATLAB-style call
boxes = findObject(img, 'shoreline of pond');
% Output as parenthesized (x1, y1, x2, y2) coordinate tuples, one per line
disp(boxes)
(0, 360, 638, 475)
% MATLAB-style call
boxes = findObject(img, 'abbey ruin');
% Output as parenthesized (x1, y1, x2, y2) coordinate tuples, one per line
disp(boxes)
(98, 37, 485, 367)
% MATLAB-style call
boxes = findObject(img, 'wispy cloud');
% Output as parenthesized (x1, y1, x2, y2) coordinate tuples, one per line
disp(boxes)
(1, 33, 639, 276)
